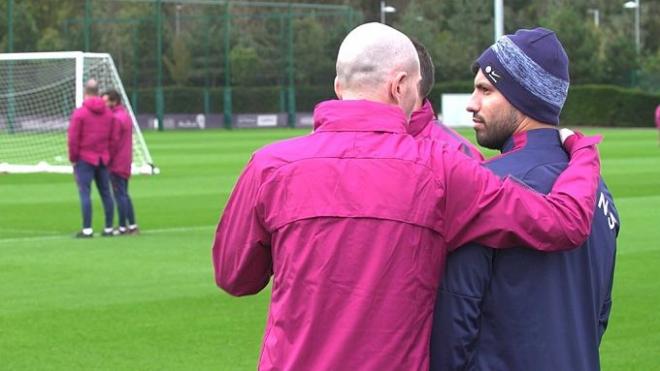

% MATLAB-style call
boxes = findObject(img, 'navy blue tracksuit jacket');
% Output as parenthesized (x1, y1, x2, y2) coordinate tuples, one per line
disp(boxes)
(430, 129, 619, 371)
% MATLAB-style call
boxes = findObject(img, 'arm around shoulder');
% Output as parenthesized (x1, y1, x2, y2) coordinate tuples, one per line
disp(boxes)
(441, 133, 602, 252)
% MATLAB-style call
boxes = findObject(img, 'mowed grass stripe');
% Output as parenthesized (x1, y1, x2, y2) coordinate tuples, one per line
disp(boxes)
(0, 224, 215, 244)
(0, 194, 224, 238)
(2, 294, 268, 371)
(0, 231, 217, 314)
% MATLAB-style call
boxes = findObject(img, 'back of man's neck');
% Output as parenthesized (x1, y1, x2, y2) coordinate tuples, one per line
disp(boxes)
(513, 117, 556, 134)
(341, 90, 391, 105)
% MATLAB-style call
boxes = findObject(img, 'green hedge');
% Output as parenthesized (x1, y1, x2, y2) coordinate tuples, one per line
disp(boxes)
(127, 87, 215, 114)
(561, 85, 659, 127)
(127, 83, 659, 128)
(126, 85, 335, 114)
(296, 85, 337, 111)
(126, 82, 472, 114)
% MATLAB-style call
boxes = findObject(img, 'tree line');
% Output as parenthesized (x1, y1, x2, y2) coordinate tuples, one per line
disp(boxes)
(1, 0, 658, 92)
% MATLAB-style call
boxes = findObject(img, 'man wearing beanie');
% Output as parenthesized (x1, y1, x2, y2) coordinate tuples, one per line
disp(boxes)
(430, 28, 619, 371)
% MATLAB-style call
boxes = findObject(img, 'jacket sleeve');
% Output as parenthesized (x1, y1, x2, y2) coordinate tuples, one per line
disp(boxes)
(465, 143, 486, 162)
(430, 244, 492, 371)
(212, 157, 272, 296)
(599, 253, 617, 343)
(442, 135, 602, 251)
(598, 297, 612, 344)
(68, 111, 81, 163)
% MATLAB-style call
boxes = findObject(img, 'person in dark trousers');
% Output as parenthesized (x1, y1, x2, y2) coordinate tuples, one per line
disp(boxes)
(430, 28, 619, 371)
(103, 89, 139, 235)
(408, 39, 484, 161)
(68, 79, 118, 238)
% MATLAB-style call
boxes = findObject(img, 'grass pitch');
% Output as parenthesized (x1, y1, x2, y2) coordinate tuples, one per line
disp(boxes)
(0, 128, 658, 370)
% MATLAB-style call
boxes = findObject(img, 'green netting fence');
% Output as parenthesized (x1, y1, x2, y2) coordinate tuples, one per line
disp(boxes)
(3, 0, 360, 130)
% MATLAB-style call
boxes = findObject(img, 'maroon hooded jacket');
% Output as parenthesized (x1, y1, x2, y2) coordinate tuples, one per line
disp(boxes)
(68, 96, 117, 166)
(108, 104, 133, 179)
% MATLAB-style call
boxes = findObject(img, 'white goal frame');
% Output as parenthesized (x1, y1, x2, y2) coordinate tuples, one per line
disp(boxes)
(0, 51, 156, 175)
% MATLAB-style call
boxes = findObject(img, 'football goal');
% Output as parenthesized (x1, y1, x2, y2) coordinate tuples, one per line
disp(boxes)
(0, 52, 156, 174)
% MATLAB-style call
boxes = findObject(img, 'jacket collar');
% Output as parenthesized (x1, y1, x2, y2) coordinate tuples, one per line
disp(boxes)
(500, 128, 563, 154)
(408, 99, 435, 136)
(313, 99, 407, 134)
(111, 104, 125, 114)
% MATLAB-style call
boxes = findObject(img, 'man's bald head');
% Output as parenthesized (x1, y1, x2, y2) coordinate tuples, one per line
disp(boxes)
(336, 23, 419, 91)
(334, 23, 421, 118)
(84, 78, 99, 97)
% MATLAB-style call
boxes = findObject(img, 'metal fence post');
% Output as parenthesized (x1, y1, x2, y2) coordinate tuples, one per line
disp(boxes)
(223, 2, 232, 129)
(279, 14, 287, 114)
(286, 3, 296, 127)
(84, 0, 91, 51)
(204, 15, 211, 116)
(7, 0, 13, 53)
(346, 7, 354, 32)
(6, 0, 15, 133)
(131, 25, 139, 113)
(155, 0, 164, 131)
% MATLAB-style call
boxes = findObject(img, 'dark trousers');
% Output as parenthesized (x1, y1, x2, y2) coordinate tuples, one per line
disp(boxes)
(74, 160, 114, 228)
(110, 173, 136, 227)
(74, 160, 114, 229)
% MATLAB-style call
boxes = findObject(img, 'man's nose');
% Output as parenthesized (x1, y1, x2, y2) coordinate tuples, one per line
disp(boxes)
(466, 92, 479, 113)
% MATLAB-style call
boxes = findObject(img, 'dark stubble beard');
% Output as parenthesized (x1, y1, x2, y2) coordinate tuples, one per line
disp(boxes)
(475, 107, 521, 150)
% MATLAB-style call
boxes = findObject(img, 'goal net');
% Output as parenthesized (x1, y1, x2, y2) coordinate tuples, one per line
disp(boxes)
(0, 52, 156, 174)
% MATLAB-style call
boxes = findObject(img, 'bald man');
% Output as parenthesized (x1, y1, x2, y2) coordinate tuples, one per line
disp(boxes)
(212, 22, 602, 370)
(68, 79, 118, 237)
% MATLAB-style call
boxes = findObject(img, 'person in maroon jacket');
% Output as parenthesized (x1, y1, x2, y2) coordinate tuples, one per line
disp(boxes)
(68, 79, 118, 238)
(408, 39, 485, 161)
(103, 89, 139, 235)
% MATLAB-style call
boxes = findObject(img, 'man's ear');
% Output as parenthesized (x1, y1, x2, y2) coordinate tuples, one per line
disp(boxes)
(334, 76, 342, 99)
(389, 71, 407, 105)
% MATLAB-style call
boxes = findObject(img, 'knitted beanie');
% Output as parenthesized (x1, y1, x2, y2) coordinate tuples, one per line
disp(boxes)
(474, 27, 570, 125)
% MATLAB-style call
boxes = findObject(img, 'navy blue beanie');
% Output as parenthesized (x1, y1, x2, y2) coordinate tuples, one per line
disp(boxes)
(474, 28, 569, 125)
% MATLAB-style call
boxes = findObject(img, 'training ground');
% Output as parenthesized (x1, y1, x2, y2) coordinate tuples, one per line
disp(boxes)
(0, 128, 657, 370)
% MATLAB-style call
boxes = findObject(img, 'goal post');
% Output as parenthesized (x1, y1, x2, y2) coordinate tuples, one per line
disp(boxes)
(0, 51, 157, 175)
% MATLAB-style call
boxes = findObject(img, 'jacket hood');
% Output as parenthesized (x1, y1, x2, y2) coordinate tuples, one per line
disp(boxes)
(83, 96, 108, 114)
(111, 104, 126, 114)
